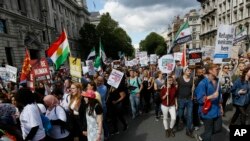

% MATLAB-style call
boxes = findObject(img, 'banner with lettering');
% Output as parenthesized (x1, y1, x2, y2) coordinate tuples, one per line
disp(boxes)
(5, 65, 17, 83)
(107, 69, 124, 88)
(86, 60, 95, 76)
(0, 67, 6, 81)
(30, 58, 50, 78)
(150, 54, 157, 64)
(214, 25, 234, 64)
(188, 48, 202, 66)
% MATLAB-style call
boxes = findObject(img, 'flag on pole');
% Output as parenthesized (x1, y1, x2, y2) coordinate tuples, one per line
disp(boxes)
(20, 48, 31, 83)
(99, 40, 107, 63)
(46, 30, 70, 70)
(94, 55, 102, 71)
(181, 45, 187, 67)
(168, 21, 192, 53)
(87, 47, 96, 60)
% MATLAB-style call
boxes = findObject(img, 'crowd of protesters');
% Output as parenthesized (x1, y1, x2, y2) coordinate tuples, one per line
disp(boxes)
(0, 53, 250, 141)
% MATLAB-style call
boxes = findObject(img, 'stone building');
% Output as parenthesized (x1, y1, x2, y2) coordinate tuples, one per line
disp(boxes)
(0, 0, 89, 68)
(197, 0, 250, 54)
(89, 11, 101, 26)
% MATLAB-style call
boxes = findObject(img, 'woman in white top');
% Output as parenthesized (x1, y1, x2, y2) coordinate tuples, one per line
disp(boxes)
(43, 95, 70, 141)
(15, 88, 46, 141)
(82, 90, 104, 141)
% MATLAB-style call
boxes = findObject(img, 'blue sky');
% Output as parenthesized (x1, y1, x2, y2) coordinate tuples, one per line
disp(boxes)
(86, 0, 199, 48)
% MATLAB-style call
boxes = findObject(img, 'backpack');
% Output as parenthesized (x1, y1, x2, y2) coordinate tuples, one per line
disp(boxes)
(36, 104, 52, 133)
(55, 105, 73, 131)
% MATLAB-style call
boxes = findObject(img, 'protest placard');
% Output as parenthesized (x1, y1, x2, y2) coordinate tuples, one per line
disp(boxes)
(5, 65, 17, 83)
(69, 57, 82, 79)
(0, 67, 6, 80)
(107, 69, 124, 88)
(150, 54, 157, 64)
(174, 52, 183, 61)
(189, 48, 202, 66)
(158, 54, 175, 74)
(86, 60, 95, 76)
(30, 58, 50, 78)
(214, 25, 234, 64)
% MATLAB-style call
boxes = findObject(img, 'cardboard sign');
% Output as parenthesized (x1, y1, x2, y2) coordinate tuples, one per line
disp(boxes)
(174, 52, 183, 61)
(202, 46, 215, 60)
(69, 57, 82, 78)
(5, 65, 17, 83)
(139, 56, 149, 66)
(158, 54, 175, 74)
(214, 25, 234, 64)
(30, 58, 50, 78)
(107, 69, 124, 88)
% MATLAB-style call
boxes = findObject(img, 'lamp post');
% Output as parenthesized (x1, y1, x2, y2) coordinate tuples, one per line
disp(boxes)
(41, 7, 51, 47)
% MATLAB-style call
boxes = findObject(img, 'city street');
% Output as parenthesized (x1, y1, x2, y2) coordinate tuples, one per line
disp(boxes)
(108, 105, 250, 141)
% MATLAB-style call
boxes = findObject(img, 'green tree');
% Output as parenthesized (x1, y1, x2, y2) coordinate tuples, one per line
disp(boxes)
(139, 32, 166, 55)
(79, 23, 99, 60)
(96, 13, 134, 59)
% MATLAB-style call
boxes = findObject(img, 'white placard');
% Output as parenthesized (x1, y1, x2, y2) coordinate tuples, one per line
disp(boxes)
(150, 54, 157, 64)
(0, 67, 6, 80)
(173, 52, 183, 61)
(5, 65, 17, 83)
(107, 69, 124, 88)
(139, 56, 149, 66)
(86, 60, 95, 76)
(82, 66, 89, 75)
(214, 25, 234, 64)
(158, 54, 175, 74)
(202, 46, 215, 60)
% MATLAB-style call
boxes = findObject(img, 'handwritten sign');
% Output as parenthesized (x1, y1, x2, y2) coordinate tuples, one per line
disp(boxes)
(107, 69, 124, 88)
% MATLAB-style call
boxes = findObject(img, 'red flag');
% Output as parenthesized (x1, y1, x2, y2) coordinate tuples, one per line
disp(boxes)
(181, 45, 187, 67)
(20, 48, 31, 83)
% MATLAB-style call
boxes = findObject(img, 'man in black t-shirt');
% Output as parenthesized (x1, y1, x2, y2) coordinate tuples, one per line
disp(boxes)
(176, 66, 195, 138)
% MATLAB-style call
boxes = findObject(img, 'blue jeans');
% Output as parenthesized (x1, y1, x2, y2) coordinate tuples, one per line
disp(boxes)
(153, 92, 161, 117)
(201, 117, 222, 141)
(130, 94, 140, 118)
(178, 98, 193, 132)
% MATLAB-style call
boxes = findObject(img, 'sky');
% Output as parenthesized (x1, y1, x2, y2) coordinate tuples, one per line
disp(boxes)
(86, 0, 200, 48)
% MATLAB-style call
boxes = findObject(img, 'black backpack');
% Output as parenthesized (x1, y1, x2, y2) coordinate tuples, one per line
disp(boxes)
(55, 105, 73, 131)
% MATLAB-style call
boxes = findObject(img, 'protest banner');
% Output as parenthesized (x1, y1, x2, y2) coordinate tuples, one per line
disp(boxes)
(30, 58, 50, 81)
(86, 60, 95, 76)
(69, 57, 82, 78)
(174, 52, 183, 61)
(150, 54, 157, 64)
(202, 46, 215, 60)
(82, 66, 89, 75)
(188, 48, 202, 66)
(107, 69, 124, 88)
(139, 56, 149, 66)
(158, 54, 175, 74)
(214, 25, 234, 64)
(5, 65, 17, 83)
(0, 67, 6, 81)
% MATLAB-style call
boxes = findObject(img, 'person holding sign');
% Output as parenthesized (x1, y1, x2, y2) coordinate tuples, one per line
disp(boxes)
(160, 76, 177, 138)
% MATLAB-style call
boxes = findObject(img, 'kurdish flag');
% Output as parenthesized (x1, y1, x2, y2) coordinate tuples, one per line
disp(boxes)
(46, 31, 70, 70)
(174, 21, 192, 45)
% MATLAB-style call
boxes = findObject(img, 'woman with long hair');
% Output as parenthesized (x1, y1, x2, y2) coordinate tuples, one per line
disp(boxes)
(43, 95, 70, 140)
(154, 71, 165, 121)
(230, 66, 250, 125)
(82, 90, 104, 141)
(69, 82, 86, 141)
(86, 81, 102, 105)
(141, 69, 154, 113)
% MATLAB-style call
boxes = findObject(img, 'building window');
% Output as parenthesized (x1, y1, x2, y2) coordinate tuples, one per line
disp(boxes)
(5, 47, 13, 66)
(51, 0, 55, 9)
(234, 12, 237, 21)
(0, 0, 3, 8)
(193, 34, 196, 40)
(0, 19, 7, 33)
(248, 7, 250, 17)
(42, 30, 46, 42)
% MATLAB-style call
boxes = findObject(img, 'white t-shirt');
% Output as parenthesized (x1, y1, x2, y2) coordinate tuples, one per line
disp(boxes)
(60, 93, 70, 112)
(45, 105, 70, 139)
(19, 104, 45, 141)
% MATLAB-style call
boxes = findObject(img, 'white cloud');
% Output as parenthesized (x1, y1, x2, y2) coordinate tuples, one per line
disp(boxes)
(100, 1, 199, 46)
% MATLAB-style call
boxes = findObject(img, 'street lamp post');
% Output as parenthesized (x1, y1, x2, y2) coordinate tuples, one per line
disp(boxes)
(41, 7, 51, 47)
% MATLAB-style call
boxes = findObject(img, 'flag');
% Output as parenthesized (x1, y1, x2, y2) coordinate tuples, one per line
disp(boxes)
(99, 40, 107, 63)
(174, 21, 192, 45)
(181, 45, 187, 67)
(168, 21, 192, 53)
(46, 31, 70, 70)
(94, 55, 102, 71)
(87, 47, 96, 60)
(20, 48, 31, 83)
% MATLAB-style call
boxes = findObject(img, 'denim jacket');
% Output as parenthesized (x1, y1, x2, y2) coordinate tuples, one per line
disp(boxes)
(231, 78, 250, 106)
(195, 77, 222, 119)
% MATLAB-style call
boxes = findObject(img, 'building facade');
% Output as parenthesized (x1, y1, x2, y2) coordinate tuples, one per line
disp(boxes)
(198, 0, 250, 54)
(89, 12, 101, 26)
(0, 0, 89, 68)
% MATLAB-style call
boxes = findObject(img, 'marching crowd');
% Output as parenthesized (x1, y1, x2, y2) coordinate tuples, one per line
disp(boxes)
(0, 54, 250, 141)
